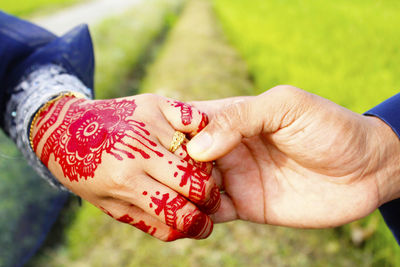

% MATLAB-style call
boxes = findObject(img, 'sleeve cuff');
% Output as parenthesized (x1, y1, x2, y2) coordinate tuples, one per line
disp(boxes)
(365, 93, 400, 138)
(4, 64, 93, 190)
(364, 92, 400, 244)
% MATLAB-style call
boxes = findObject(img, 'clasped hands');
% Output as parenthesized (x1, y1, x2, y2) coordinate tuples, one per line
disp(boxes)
(31, 85, 400, 241)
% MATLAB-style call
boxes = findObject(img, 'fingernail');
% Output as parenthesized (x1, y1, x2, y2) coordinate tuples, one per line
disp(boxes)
(189, 132, 213, 155)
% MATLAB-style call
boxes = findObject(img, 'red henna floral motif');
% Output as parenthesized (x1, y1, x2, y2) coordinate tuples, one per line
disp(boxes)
(34, 97, 163, 182)
(170, 100, 193, 126)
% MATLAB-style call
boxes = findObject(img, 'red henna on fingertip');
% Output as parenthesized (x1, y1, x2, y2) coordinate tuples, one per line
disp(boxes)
(183, 211, 213, 239)
(170, 101, 193, 126)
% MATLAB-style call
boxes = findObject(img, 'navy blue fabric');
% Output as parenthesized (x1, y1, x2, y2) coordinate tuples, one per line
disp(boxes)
(0, 11, 95, 130)
(365, 93, 400, 244)
(0, 11, 95, 266)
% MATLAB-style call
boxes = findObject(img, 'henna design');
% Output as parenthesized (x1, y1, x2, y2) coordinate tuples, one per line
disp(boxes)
(176, 162, 210, 203)
(33, 97, 163, 182)
(200, 185, 221, 214)
(197, 112, 209, 133)
(180, 144, 209, 173)
(32, 96, 73, 151)
(182, 210, 211, 238)
(151, 193, 187, 228)
(100, 206, 114, 218)
(166, 230, 186, 241)
(117, 214, 134, 223)
(150, 193, 211, 238)
(133, 220, 153, 233)
(169, 100, 193, 126)
(100, 207, 156, 235)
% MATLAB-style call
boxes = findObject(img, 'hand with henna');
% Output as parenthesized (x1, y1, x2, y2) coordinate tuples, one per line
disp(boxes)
(187, 85, 400, 228)
(31, 93, 220, 241)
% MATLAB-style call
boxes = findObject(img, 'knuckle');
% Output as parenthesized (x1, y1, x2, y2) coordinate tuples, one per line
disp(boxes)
(138, 93, 158, 103)
(213, 105, 241, 131)
(269, 85, 304, 99)
(105, 175, 128, 191)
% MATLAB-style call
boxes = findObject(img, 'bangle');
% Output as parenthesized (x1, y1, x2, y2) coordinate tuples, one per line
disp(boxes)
(29, 92, 85, 150)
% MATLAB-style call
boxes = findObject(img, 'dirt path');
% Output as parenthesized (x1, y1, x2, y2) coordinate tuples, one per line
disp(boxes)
(32, 0, 144, 35)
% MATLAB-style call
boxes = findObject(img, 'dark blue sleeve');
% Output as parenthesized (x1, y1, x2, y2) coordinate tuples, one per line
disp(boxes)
(0, 12, 95, 266)
(365, 93, 400, 244)
(0, 11, 95, 129)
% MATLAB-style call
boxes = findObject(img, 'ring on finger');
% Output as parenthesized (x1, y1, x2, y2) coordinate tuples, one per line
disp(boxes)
(169, 131, 186, 153)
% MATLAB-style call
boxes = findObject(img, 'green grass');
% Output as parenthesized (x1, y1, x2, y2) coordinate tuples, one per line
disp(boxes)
(0, 0, 81, 17)
(141, 0, 253, 100)
(93, 0, 184, 99)
(214, 0, 400, 113)
(213, 0, 400, 265)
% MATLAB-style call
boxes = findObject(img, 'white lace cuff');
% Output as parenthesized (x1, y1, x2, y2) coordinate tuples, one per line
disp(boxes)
(4, 64, 93, 190)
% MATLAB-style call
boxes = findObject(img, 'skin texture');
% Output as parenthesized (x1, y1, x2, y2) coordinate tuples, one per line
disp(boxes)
(31, 93, 219, 241)
(188, 85, 400, 228)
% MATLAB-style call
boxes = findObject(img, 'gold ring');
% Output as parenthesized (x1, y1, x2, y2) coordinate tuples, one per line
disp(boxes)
(169, 131, 185, 153)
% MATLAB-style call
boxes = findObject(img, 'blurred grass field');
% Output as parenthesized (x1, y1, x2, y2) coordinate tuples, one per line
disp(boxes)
(214, 0, 400, 113)
(0, 0, 81, 17)
(1, 0, 399, 266)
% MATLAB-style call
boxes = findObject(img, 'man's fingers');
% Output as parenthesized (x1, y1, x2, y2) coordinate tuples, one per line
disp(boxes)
(187, 99, 256, 162)
(209, 194, 238, 223)
(187, 85, 305, 162)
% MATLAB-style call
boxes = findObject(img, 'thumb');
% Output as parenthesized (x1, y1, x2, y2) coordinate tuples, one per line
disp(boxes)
(187, 96, 265, 161)
(187, 85, 307, 162)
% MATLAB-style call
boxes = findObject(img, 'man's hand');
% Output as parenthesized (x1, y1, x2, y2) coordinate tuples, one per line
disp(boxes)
(188, 85, 400, 228)
(31, 93, 220, 241)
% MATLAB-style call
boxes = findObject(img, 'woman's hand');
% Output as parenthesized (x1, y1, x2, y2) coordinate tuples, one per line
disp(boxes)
(188, 86, 400, 228)
(31, 93, 220, 241)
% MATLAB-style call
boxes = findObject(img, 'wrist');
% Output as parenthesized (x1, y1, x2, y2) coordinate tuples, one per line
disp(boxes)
(366, 116, 400, 206)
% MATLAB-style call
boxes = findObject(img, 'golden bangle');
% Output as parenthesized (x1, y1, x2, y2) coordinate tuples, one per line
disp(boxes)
(29, 92, 85, 150)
